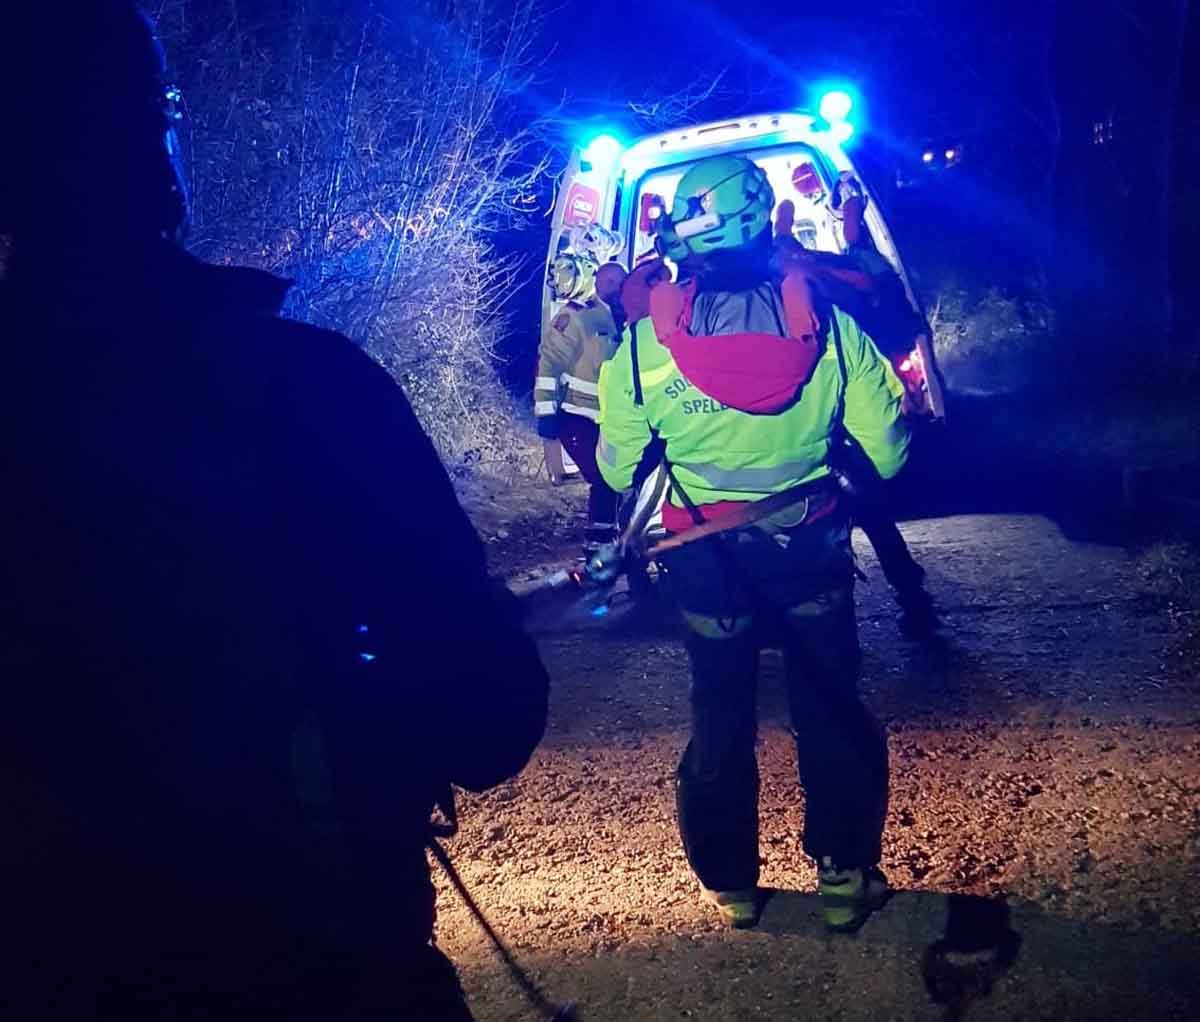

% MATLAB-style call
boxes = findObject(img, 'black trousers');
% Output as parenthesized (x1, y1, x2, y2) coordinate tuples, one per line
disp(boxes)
(558, 412, 618, 544)
(830, 436, 925, 594)
(856, 503, 925, 593)
(662, 518, 889, 892)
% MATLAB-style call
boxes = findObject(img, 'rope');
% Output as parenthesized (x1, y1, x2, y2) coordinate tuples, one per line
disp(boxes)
(429, 838, 578, 1022)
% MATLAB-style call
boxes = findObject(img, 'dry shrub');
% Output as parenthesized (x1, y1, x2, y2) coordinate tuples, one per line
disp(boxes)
(1138, 540, 1200, 605)
(928, 278, 1054, 363)
(923, 273, 1054, 394)
(1137, 539, 1200, 684)
(154, 0, 548, 477)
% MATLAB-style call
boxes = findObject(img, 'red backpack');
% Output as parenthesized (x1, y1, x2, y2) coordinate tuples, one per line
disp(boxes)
(648, 271, 824, 414)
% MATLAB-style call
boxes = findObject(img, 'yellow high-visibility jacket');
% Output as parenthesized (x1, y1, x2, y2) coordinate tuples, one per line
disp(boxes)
(597, 294, 909, 506)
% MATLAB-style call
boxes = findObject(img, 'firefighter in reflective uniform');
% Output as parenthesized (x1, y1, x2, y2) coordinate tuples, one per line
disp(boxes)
(597, 155, 909, 934)
(537, 251, 624, 554)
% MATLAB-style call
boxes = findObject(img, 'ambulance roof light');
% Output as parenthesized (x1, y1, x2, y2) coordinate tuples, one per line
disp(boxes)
(818, 90, 854, 124)
(580, 133, 624, 174)
(830, 121, 855, 145)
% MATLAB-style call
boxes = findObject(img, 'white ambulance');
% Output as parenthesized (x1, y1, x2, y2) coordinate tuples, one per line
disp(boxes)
(542, 100, 945, 420)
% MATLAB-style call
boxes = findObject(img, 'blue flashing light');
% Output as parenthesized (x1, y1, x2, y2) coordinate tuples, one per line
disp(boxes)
(819, 90, 854, 124)
(359, 651, 377, 663)
(830, 121, 855, 146)
(581, 133, 623, 173)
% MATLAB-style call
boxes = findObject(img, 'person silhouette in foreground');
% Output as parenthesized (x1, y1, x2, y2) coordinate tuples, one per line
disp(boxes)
(0, 5, 548, 1020)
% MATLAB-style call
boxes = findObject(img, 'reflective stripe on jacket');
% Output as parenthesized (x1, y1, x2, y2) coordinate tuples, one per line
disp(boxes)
(534, 300, 617, 438)
(596, 290, 909, 507)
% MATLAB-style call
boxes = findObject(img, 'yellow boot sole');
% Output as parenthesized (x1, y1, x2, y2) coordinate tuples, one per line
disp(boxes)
(700, 886, 761, 929)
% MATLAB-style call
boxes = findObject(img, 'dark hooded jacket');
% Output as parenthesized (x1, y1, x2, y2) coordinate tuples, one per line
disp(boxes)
(1, 244, 548, 1012)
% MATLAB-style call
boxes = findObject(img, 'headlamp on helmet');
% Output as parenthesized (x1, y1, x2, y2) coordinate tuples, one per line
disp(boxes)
(653, 155, 775, 261)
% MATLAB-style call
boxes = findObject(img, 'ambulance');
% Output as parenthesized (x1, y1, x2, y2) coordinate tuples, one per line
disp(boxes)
(542, 94, 945, 421)
(540, 95, 940, 554)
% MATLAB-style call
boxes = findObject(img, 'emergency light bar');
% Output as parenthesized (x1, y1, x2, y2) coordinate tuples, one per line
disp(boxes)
(580, 133, 623, 174)
(815, 86, 857, 146)
(831, 121, 855, 145)
(818, 90, 853, 124)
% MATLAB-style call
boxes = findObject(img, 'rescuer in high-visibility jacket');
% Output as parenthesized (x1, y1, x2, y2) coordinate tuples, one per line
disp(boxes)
(536, 252, 626, 552)
(597, 154, 909, 935)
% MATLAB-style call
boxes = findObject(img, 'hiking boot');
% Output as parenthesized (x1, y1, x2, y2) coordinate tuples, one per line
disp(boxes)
(818, 862, 890, 933)
(895, 585, 939, 640)
(700, 886, 761, 930)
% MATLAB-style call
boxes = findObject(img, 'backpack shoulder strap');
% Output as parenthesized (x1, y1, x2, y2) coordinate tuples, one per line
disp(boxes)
(780, 271, 820, 341)
(649, 279, 695, 343)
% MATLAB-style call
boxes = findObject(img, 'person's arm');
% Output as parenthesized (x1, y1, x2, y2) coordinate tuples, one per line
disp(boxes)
(836, 310, 911, 481)
(842, 195, 868, 248)
(285, 328, 549, 794)
(596, 323, 654, 493)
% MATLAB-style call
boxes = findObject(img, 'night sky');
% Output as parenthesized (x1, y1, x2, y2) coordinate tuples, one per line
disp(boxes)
(491, 0, 1196, 380)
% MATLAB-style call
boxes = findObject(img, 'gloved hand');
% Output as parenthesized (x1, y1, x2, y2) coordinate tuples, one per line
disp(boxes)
(585, 541, 623, 585)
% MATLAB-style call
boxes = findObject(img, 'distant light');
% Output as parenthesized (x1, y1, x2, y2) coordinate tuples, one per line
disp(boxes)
(899, 358, 913, 373)
(945, 148, 957, 161)
(922, 151, 934, 163)
(581, 133, 623, 173)
(819, 90, 854, 124)
(359, 652, 377, 663)
(830, 121, 855, 145)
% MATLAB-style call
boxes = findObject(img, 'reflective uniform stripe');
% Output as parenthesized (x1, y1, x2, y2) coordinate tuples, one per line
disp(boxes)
(681, 608, 754, 638)
(534, 375, 559, 390)
(563, 390, 600, 410)
(675, 460, 818, 490)
(560, 401, 599, 421)
(534, 401, 558, 416)
(598, 434, 618, 466)
(639, 360, 676, 389)
(562, 374, 599, 395)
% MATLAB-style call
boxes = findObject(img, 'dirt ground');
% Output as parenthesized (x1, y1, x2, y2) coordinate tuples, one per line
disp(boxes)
(437, 498, 1200, 1022)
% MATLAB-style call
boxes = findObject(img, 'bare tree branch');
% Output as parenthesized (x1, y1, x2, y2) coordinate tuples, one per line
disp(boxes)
(627, 68, 731, 131)
(155, 0, 550, 477)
